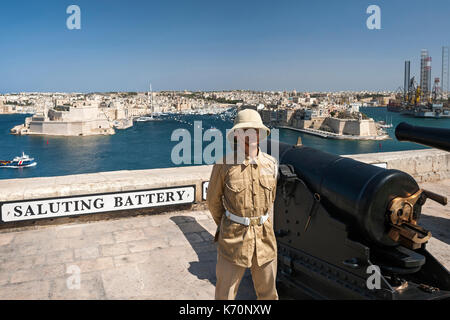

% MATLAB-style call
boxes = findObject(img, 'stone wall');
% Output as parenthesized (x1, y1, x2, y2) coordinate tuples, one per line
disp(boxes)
(27, 119, 112, 136)
(324, 118, 377, 136)
(0, 165, 212, 203)
(291, 118, 326, 130)
(345, 149, 450, 183)
(289, 117, 378, 137)
(1, 149, 448, 205)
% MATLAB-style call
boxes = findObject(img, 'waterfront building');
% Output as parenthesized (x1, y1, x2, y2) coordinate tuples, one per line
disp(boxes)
(11, 102, 115, 136)
(0, 100, 13, 114)
(261, 106, 382, 140)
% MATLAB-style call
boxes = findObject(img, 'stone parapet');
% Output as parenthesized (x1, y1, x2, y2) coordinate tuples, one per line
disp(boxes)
(0, 166, 212, 203)
(345, 148, 449, 183)
(0, 149, 447, 205)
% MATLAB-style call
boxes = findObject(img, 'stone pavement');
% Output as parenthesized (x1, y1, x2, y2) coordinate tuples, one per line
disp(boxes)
(416, 179, 450, 269)
(0, 179, 448, 300)
(0, 209, 257, 300)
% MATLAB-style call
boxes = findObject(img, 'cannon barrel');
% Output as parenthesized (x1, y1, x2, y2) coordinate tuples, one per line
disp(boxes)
(395, 122, 450, 152)
(270, 140, 425, 247)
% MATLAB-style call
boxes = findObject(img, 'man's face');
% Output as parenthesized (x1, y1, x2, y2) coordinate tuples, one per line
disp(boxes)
(235, 128, 260, 150)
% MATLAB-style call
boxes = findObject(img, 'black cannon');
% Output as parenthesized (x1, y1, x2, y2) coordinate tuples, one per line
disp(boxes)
(395, 122, 450, 152)
(269, 137, 450, 300)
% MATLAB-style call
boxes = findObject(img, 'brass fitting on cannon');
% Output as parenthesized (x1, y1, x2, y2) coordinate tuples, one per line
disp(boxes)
(387, 189, 447, 250)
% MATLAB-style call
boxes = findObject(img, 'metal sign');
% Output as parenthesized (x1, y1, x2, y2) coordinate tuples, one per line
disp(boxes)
(0, 185, 195, 223)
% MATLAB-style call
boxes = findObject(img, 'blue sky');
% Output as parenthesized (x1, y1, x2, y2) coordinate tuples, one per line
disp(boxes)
(1, 0, 449, 93)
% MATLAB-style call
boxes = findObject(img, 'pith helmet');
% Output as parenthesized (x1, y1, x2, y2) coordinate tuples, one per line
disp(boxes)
(227, 108, 270, 142)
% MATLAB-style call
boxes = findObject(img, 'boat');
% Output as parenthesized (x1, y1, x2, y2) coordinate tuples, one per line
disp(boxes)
(377, 121, 393, 128)
(0, 152, 37, 168)
(387, 99, 405, 113)
(134, 83, 162, 122)
(413, 104, 450, 119)
(377, 116, 393, 128)
(134, 116, 161, 122)
(113, 119, 133, 129)
(401, 103, 450, 119)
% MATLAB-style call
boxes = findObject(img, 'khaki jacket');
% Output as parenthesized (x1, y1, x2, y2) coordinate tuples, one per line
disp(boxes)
(206, 149, 278, 268)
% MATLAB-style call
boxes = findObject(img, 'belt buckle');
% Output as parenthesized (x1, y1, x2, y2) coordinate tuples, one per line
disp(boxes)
(259, 214, 269, 226)
(248, 218, 258, 227)
(243, 217, 250, 226)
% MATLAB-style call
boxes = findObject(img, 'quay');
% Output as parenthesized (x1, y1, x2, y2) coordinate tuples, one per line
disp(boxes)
(0, 149, 448, 299)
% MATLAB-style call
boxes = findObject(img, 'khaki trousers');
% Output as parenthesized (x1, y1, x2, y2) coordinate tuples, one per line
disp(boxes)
(215, 252, 278, 300)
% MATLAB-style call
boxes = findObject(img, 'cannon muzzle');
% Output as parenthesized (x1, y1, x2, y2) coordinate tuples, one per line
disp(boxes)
(395, 122, 450, 152)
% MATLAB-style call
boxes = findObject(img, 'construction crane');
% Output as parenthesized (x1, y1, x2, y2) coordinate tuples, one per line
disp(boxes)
(405, 76, 420, 105)
(415, 85, 421, 105)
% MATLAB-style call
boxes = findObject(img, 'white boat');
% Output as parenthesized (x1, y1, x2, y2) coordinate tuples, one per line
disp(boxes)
(378, 121, 393, 128)
(134, 116, 161, 122)
(0, 152, 37, 168)
(378, 116, 393, 128)
(134, 83, 162, 122)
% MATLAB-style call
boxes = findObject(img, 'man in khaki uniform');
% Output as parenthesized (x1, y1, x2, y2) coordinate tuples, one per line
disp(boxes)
(206, 108, 278, 300)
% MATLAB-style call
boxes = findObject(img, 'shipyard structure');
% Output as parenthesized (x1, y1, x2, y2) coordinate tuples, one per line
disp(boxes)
(388, 47, 450, 118)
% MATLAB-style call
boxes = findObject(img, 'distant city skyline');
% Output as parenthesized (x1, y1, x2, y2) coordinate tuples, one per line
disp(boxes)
(1, 0, 450, 93)
(1, 89, 398, 95)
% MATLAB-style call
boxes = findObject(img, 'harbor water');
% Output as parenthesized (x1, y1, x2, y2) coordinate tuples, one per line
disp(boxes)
(0, 107, 449, 180)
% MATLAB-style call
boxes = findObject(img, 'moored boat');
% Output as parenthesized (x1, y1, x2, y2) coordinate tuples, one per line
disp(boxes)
(134, 115, 161, 122)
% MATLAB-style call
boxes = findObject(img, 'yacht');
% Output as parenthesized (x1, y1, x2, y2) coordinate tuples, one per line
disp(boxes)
(134, 115, 161, 122)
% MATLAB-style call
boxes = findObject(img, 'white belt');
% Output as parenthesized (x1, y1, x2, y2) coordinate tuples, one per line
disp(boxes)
(225, 210, 269, 227)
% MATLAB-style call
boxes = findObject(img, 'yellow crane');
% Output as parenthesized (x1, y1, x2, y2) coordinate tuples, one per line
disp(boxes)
(404, 77, 420, 106)
(415, 86, 421, 105)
